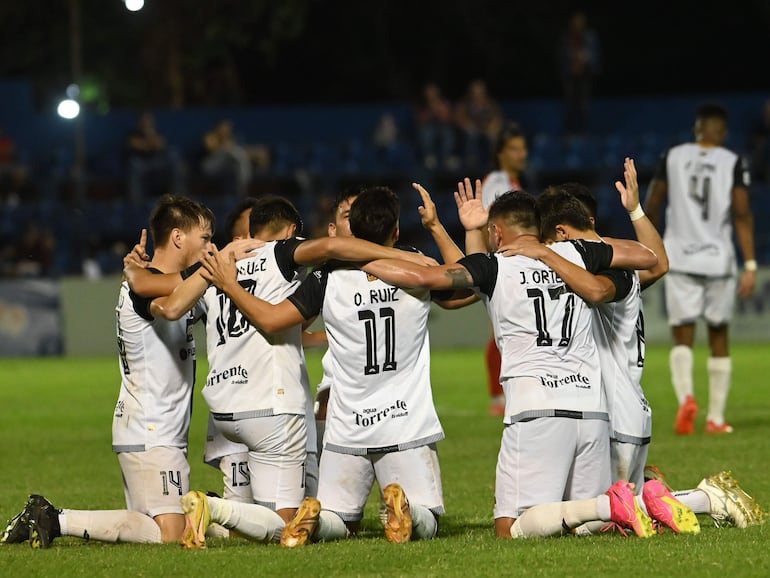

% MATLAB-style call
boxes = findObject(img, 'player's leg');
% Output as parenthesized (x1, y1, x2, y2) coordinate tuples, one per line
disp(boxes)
(673, 471, 767, 527)
(704, 276, 737, 432)
(494, 418, 576, 538)
(665, 272, 702, 434)
(610, 440, 648, 491)
(374, 444, 445, 542)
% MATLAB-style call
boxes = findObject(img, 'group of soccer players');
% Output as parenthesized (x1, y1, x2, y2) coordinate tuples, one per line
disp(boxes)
(2, 105, 766, 547)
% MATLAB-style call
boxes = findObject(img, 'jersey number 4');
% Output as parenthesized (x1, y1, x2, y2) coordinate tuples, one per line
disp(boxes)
(689, 175, 710, 221)
(358, 307, 397, 375)
(527, 286, 575, 347)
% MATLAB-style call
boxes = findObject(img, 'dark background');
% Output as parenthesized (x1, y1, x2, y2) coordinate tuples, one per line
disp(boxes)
(2, 0, 769, 110)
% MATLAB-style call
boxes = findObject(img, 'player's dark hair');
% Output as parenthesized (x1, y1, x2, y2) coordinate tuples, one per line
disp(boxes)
(249, 195, 303, 237)
(330, 186, 365, 222)
(494, 122, 526, 167)
(551, 182, 598, 220)
(225, 197, 260, 239)
(538, 187, 593, 240)
(149, 194, 215, 247)
(349, 186, 400, 245)
(696, 102, 728, 123)
(488, 189, 540, 232)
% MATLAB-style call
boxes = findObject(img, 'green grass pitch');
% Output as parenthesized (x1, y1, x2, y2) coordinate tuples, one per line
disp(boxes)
(0, 344, 768, 577)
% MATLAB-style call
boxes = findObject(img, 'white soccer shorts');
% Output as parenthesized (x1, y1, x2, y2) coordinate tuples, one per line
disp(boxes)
(494, 417, 611, 519)
(213, 413, 307, 511)
(317, 444, 444, 522)
(664, 271, 736, 326)
(118, 446, 190, 517)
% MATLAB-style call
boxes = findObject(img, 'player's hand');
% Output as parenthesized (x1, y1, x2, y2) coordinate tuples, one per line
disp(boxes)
(415, 182, 439, 230)
(737, 269, 756, 299)
(498, 235, 547, 259)
(614, 157, 641, 212)
(219, 238, 265, 261)
(200, 245, 238, 290)
(123, 228, 151, 271)
(454, 177, 488, 231)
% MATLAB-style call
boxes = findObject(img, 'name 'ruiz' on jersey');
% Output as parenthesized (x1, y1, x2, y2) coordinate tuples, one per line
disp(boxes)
(201, 239, 309, 417)
(657, 143, 749, 276)
(288, 267, 444, 454)
(458, 240, 626, 423)
(112, 278, 204, 452)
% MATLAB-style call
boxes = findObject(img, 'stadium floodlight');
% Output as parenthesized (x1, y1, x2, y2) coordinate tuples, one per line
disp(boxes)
(57, 98, 81, 120)
(124, 0, 144, 11)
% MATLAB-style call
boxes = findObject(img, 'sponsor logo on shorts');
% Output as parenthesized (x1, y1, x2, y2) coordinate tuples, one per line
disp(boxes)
(206, 365, 249, 387)
(353, 399, 408, 427)
(539, 373, 591, 389)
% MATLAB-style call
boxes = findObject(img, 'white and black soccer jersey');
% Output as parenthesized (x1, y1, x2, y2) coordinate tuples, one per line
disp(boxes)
(112, 271, 205, 452)
(482, 170, 522, 209)
(655, 143, 750, 277)
(288, 266, 445, 455)
(201, 239, 310, 418)
(593, 271, 651, 444)
(458, 240, 633, 425)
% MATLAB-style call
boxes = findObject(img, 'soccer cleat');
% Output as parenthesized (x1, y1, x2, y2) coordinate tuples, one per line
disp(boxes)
(606, 480, 656, 538)
(383, 483, 412, 543)
(280, 497, 320, 548)
(27, 495, 62, 549)
(180, 491, 211, 549)
(697, 471, 767, 528)
(705, 420, 734, 434)
(1, 500, 33, 544)
(642, 480, 700, 534)
(675, 395, 698, 435)
(643, 465, 673, 492)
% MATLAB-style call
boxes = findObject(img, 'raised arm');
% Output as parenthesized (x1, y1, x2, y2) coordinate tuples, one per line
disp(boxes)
(455, 177, 489, 255)
(601, 237, 658, 271)
(414, 182, 465, 263)
(732, 183, 756, 298)
(150, 270, 209, 320)
(615, 157, 669, 288)
(200, 247, 305, 333)
(362, 259, 474, 291)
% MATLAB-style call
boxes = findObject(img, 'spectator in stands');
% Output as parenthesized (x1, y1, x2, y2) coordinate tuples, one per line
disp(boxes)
(454, 79, 503, 170)
(558, 11, 601, 135)
(125, 112, 185, 205)
(415, 83, 457, 170)
(200, 119, 253, 197)
(12, 220, 56, 278)
(748, 98, 770, 183)
(0, 127, 29, 206)
(372, 113, 410, 170)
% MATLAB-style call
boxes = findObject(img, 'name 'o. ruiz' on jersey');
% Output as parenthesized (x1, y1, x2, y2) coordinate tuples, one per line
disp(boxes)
(288, 263, 445, 455)
(201, 239, 311, 419)
(656, 143, 750, 276)
(113, 270, 205, 452)
(457, 240, 633, 425)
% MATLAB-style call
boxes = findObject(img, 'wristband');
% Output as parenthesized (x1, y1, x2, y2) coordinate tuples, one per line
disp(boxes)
(628, 205, 645, 221)
(744, 259, 757, 272)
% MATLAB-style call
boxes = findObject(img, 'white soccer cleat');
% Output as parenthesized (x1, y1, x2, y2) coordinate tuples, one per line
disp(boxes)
(697, 471, 767, 528)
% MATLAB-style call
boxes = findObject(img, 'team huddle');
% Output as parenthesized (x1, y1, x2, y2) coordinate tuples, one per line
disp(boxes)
(2, 145, 766, 548)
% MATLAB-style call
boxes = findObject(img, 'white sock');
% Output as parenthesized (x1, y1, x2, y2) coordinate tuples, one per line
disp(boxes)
(409, 504, 438, 540)
(315, 510, 349, 541)
(305, 451, 319, 498)
(206, 523, 230, 538)
(208, 496, 284, 543)
(670, 345, 694, 404)
(707, 357, 732, 424)
(672, 489, 711, 515)
(59, 509, 162, 543)
(511, 499, 600, 538)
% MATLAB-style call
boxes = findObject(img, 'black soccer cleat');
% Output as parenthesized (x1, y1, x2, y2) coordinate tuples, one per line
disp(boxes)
(27, 495, 61, 549)
(1, 499, 33, 544)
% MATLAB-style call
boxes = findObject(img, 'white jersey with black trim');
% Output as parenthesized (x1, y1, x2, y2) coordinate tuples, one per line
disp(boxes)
(112, 277, 204, 452)
(482, 170, 521, 209)
(459, 240, 628, 425)
(288, 267, 444, 455)
(658, 143, 749, 276)
(593, 271, 651, 444)
(201, 240, 310, 418)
